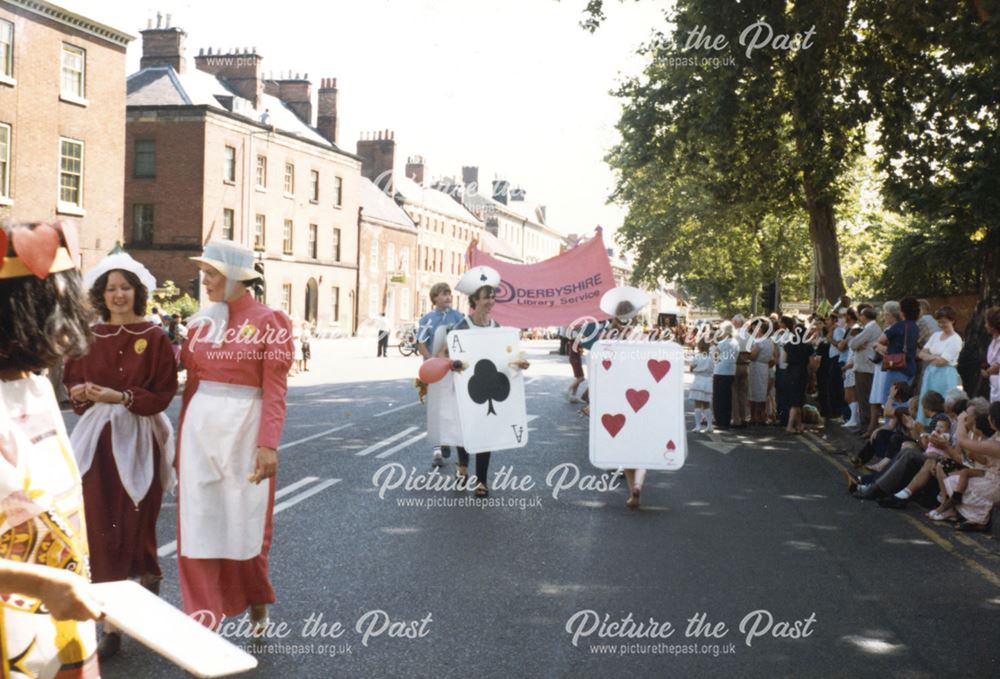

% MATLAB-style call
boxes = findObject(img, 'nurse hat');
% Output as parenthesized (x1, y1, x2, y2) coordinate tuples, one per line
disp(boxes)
(190, 240, 259, 281)
(83, 251, 157, 294)
(456, 265, 500, 295)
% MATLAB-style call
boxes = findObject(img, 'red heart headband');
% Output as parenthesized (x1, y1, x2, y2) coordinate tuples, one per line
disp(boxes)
(0, 221, 80, 280)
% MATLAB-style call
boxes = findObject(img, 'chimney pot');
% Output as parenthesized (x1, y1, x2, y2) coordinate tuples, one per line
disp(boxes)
(166, 13, 171, 28)
(147, 17, 152, 29)
(156, 11, 162, 28)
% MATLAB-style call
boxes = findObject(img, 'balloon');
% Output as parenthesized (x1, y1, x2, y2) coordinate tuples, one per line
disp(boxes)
(418, 358, 451, 384)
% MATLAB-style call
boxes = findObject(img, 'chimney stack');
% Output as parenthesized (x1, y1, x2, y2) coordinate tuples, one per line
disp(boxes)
(492, 179, 509, 205)
(266, 74, 312, 126)
(194, 46, 264, 108)
(405, 155, 426, 187)
(317, 77, 339, 144)
(462, 166, 479, 193)
(140, 21, 188, 73)
(357, 131, 397, 193)
(510, 186, 526, 202)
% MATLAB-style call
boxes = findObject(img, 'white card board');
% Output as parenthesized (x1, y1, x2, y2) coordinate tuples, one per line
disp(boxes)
(587, 340, 687, 470)
(92, 580, 258, 678)
(448, 328, 528, 454)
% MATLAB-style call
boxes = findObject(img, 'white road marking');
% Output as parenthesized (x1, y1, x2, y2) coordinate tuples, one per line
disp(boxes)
(375, 432, 428, 458)
(374, 401, 421, 418)
(273, 478, 341, 513)
(279, 424, 352, 450)
(355, 426, 420, 456)
(525, 377, 539, 385)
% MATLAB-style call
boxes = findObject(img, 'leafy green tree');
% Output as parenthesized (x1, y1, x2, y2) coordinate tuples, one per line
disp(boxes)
(856, 0, 1000, 392)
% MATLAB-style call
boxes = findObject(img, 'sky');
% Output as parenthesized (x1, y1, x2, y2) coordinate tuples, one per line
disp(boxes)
(71, 0, 673, 243)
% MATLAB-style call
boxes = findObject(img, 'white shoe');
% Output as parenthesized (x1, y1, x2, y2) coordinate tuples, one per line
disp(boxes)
(704, 426, 714, 434)
(690, 425, 701, 432)
(432, 450, 444, 466)
(842, 418, 859, 428)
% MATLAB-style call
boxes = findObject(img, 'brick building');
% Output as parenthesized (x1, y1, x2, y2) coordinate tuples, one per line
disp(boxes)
(355, 134, 486, 318)
(357, 176, 418, 332)
(125, 19, 361, 332)
(0, 0, 132, 270)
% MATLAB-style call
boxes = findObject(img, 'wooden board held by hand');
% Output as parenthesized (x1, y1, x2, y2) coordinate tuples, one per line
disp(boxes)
(92, 580, 257, 678)
(588, 340, 687, 471)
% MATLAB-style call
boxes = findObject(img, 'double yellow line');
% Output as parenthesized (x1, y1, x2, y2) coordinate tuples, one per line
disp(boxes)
(800, 431, 1000, 589)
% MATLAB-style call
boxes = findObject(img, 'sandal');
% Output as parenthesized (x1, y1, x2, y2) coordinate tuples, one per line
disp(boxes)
(955, 520, 989, 532)
(843, 469, 860, 495)
(625, 485, 641, 509)
(456, 464, 468, 480)
(474, 483, 489, 498)
(925, 509, 958, 522)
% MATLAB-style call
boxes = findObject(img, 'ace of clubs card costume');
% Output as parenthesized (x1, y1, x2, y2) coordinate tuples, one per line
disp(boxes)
(427, 327, 528, 454)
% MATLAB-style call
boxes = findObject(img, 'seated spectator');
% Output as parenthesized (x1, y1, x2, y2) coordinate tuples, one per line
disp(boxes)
(935, 402, 1000, 530)
(850, 381, 914, 468)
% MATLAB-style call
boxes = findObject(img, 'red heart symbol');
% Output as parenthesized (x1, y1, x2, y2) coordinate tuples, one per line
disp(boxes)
(11, 224, 60, 279)
(648, 359, 671, 383)
(625, 389, 649, 412)
(602, 360, 612, 370)
(666, 440, 676, 451)
(601, 413, 626, 438)
(56, 221, 80, 264)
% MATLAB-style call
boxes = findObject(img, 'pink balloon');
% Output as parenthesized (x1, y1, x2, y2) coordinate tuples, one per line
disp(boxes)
(419, 358, 451, 384)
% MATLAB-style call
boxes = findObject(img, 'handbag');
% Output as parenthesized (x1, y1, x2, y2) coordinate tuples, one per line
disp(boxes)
(882, 322, 908, 371)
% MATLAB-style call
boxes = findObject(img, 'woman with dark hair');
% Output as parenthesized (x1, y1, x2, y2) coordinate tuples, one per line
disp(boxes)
(63, 252, 178, 658)
(917, 306, 963, 425)
(177, 240, 293, 632)
(781, 317, 814, 434)
(0, 220, 103, 675)
(874, 298, 919, 405)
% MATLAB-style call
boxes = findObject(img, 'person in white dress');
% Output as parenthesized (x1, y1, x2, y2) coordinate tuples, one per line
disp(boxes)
(689, 339, 715, 432)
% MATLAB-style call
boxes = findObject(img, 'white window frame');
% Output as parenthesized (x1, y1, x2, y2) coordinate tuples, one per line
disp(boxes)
(308, 223, 318, 259)
(224, 145, 236, 182)
(369, 238, 378, 272)
(282, 283, 292, 314)
(284, 162, 295, 196)
(222, 208, 235, 240)
(256, 155, 267, 189)
(334, 175, 343, 207)
(254, 214, 266, 250)
(0, 123, 10, 202)
(0, 19, 14, 85)
(310, 169, 320, 202)
(283, 219, 294, 255)
(387, 243, 396, 272)
(60, 43, 86, 104)
(57, 137, 84, 215)
(401, 247, 410, 273)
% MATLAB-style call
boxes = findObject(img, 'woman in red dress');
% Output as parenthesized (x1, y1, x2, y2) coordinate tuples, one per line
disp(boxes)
(64, 252, 177, 658)
(178, 240, 293, 631)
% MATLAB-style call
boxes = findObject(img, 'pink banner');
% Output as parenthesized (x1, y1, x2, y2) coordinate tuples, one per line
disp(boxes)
(469, 229, 615, 327)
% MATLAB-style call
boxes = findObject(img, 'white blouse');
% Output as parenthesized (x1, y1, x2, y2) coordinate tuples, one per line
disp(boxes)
(924, 331, 963, 366)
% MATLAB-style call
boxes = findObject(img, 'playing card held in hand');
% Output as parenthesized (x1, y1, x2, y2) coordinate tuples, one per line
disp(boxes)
(587, 340, 687, 471)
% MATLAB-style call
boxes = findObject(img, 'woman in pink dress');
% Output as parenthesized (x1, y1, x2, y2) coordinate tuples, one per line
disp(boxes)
(177, 241, 293, 631)
(64, 252, 178, 658)
(0, 220, 103, 677)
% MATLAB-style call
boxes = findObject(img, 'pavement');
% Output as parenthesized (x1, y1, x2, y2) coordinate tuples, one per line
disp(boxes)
(64, 340, 1000, 679)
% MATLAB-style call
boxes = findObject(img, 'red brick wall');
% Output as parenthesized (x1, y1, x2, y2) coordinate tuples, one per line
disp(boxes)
(0, 4, 128, 272)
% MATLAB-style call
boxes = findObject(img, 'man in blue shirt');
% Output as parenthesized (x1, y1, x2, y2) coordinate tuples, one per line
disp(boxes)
(417, 282, 464, 466)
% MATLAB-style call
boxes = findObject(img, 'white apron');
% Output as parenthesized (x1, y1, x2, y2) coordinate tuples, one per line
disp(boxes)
(179, 381, 267, 560)
(69, 402, 176, 505)
(427, 372, 463, 447)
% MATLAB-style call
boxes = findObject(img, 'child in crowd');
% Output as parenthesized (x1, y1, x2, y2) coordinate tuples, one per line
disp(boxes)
(690, 339, 715, 433)
(842, 326, 863, 427)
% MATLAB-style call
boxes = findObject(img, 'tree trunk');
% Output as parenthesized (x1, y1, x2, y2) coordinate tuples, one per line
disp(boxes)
(801, 175, 847, 304)
(957, 226, 1000, 396)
